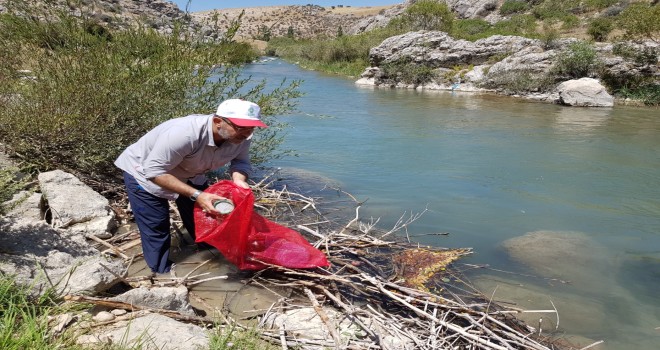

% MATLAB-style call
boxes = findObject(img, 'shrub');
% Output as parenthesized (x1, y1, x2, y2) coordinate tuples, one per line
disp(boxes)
(500, 0, 529, 15)
(492, 14, 537, 37)
(588, 17, 614, 42)
(552, 41, 601, 78)
(381, 58, 436, 86)
(399, 0, 454, 32)
(0, 7, 300, 179)
(482, 69, 555, 94)
(452, 18, 492, 40)
(0, 167, 29, 215)
(617, 2, 660, 42)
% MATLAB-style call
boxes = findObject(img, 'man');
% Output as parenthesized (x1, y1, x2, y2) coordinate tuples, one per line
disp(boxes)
(115, 99, 267, 274)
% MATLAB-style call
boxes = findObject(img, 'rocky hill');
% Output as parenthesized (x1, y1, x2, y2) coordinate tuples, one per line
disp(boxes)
(0, 0, 187, 31)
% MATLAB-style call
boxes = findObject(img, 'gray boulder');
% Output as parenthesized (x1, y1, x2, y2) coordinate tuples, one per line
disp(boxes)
(97, 313, 209, 350)
(38, 170, 116, 238)
(0, 216, 123, 295)
(557, 78, 614, 107)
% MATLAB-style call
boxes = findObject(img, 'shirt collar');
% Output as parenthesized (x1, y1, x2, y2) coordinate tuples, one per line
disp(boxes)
(206, 114, 217, 147)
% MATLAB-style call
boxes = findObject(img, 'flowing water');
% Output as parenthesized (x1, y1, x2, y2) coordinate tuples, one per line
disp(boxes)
(241, 58, 660, 349)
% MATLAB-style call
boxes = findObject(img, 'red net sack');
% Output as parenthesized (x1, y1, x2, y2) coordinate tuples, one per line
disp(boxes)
(193, 180, 330, 270)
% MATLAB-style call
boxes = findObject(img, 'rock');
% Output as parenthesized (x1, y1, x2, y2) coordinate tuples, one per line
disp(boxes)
(92, 311, 115, 322)
(38, 170, 116, 238)
(369, 32, 540, 67)
(445, 0, 498, 19)
(0, 216, 123, 295)
(99, 313, 209, 350)
(110, 286, 196, 316)
(501, 230, 612, 288)
(111, 309, 128, 316)
(557, 78, 614, 107)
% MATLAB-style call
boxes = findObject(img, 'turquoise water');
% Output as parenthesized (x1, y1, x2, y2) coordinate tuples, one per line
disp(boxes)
(243, 59, 660, 349)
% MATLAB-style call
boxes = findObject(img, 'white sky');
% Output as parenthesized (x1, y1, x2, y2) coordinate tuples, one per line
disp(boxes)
(172, 0, 400, 12)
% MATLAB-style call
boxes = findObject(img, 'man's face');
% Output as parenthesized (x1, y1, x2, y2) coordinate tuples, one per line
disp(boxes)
(216, 117, 255, 144)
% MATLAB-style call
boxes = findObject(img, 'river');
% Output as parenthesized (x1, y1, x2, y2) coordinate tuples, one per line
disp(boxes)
(241, 58, 659, 349)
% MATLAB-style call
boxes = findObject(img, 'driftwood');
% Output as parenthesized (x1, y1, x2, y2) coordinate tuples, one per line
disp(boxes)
(85, 171, 581, 350)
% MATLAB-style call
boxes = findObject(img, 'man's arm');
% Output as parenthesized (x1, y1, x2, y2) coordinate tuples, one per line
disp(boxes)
(151, 174, 222, 212)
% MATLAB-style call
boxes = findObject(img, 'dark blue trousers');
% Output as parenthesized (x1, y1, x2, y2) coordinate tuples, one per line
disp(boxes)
(123, 172, 206, 273)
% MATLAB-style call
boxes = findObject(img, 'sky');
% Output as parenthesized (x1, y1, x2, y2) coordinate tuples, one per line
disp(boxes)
(172, 1, 400, 12)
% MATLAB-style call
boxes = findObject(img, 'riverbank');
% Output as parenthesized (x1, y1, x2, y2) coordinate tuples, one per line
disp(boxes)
(0, 162, 588, 349)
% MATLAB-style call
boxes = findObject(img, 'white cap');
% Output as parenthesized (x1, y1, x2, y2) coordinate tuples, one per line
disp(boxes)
(215, 99, 267, 128)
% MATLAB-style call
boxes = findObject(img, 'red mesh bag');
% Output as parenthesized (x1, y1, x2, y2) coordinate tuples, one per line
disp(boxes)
(193, 180, 330, 270)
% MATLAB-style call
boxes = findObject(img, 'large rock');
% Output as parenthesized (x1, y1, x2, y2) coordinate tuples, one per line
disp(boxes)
(557, 78, 614, 107)
(369, 31, 540, 68)
(38, 170, 116, 238)
(97, 313, 209, 350)
(0, 217, 123, 295)
(501, 230, 612, 288)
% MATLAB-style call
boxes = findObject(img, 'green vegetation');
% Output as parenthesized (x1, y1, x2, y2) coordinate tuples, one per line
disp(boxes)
(0, 167, 29, 215)
(0, 275, 70, 349)
(552, 41, 601, 79)
(588, 17, 614, 42)
(0, 4, 301, 181)
(0, 274, 277, 349)
(500, 0, 529, 15)
(617, 2, 660, 42)
(390, 0, 454, 33)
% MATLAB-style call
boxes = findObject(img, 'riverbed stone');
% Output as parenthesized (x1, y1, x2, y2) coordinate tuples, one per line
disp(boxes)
(501, 230, 612, 289)
(110, 286, 195, 316)
(557, 78, 614, 107)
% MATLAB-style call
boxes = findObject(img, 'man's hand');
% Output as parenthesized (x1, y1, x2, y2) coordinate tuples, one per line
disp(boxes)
(232, 171, 250, 189)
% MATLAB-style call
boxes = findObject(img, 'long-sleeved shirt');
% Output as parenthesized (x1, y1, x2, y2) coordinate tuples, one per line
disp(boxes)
(115, 114, 252, 200)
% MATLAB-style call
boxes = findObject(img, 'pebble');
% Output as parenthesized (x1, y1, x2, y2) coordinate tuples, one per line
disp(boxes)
(111, 309, 128, 316)
(92, 311, 115, 322)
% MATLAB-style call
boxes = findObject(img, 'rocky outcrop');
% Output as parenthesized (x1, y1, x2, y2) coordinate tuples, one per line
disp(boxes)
(0, 0, 199, 38)
(369, 31, 540, 67)
(358, 30, 658, 106)
(445, 0, 498, 19)
(348, 1, 411, 35)
(557, 78, 614, 107)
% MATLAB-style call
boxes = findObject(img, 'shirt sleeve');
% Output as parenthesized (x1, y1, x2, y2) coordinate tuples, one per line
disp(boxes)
(142, 129, 194, 180)
(229, 139, 252, 178)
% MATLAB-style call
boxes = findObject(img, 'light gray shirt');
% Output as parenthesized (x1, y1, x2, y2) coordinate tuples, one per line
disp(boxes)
(115, 114, 252, 200)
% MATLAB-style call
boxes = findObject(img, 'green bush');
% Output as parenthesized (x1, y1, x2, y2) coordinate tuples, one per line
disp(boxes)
(381, 59, 436, 86)
(481, 69, 555, 94)
(617, 2, 660, 42)
(552, 41, 601, 78)
(612, 42, 659, 65)
(0, 167, 29, 215)
(500, 0, 529, 15)
(452, 19, 492, 40)
(588, 17, 614, 42)
(0, 7, 300, 179)
(267, 25, 404, 76)
(492, 14, 538, 37)
(583, 0, 620, 11)
(397, 0, 454, 32)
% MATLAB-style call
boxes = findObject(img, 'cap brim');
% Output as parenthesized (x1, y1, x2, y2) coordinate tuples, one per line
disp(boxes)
(226, 117, 267, 128)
